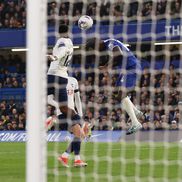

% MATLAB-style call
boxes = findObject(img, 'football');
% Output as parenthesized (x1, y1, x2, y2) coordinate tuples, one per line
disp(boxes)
(78, 15, 93, 30)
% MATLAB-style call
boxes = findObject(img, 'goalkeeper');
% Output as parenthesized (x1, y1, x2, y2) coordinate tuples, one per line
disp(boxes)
(86, 38, 149, 135)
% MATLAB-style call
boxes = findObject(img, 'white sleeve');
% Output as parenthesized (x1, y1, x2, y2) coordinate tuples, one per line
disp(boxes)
(53, 45, 69, 61)
(74, 91, 83, 117)
(52, 39, 73, 66)
(74, 78, 79, 90)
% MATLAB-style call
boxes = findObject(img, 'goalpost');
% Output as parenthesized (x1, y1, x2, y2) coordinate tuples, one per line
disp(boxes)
(26, 0, 47, 182)
(26, 0, 182, 181)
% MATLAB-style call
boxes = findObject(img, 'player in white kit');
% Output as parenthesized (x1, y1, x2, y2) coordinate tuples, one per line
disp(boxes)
(47, 24, 88, 167)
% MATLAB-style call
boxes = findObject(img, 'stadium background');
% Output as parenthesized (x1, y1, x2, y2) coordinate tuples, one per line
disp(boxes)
(0, 1, 182, 182)
(0, 0, 181, 132)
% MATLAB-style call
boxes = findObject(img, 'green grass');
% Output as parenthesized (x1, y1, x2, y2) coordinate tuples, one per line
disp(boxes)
(0, 142, 182, 182)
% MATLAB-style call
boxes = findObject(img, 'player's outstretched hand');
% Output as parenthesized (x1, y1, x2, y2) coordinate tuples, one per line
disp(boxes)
(46, 54, 57, 61)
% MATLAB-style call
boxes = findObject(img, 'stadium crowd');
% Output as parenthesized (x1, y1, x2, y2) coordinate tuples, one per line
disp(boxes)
(0, 0, 181, 28)
(0, 0, 181, 131)
(0, 54, 26, 130)
(0, 50, 180, 131)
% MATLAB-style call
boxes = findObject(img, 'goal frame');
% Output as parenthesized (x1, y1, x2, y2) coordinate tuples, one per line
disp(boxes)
(26, 0, 47, 181)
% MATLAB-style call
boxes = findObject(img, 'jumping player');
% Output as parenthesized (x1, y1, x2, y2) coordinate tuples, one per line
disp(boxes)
(47, 24, 88, 167)
(86, 38, 149, 135)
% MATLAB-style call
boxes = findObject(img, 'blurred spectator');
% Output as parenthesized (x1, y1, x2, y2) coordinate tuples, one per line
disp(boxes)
(170, 120, 178, 130)
(47, 2, 57, 26)
(18, 121, 25, 130)
(6, 123, 13, 130)
(112, 0, 124, 24)
(0, 119, 5, 130)
(128, 2, 138, 17)
(156, 0, 167, 15)
(171, 0, 181, 15)
(154, 120, 163, 130)
(72, 2, 83, 25)
(142, 2, 153, 17)
(11, 120, 18, 130)
(142, 122, 150, 131)
(140, 68, 150, 87)
(86, 2, 97, 17)
(100, 1, 110, 23)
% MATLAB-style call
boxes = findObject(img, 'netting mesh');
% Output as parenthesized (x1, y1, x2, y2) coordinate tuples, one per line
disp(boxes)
(47, 0, 182, 181)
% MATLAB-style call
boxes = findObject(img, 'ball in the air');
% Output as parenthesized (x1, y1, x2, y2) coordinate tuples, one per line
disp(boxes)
(78, 15, 93, 30)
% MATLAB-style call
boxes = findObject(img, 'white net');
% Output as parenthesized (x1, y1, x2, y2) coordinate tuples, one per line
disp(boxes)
(46, 0, 182, 182)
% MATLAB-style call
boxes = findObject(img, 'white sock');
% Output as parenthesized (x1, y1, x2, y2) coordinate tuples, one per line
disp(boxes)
(75, 155, 80, 161)
(56, 108, 61, 116)
(131, 103, 143, 118)
(62, 152, 69, 158)
(48, 94, 61, 116)
(122, 96, 140, 126)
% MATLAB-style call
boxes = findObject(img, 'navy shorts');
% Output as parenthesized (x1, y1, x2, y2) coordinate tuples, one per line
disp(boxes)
(58, 114, 83, 133)
(116, 73, 137, 88)
(47, 75, 68, 105)
(116, 63, 141, 89)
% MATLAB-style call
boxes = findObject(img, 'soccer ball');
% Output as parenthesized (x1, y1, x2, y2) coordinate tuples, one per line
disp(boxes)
(78, 15, 93, 30)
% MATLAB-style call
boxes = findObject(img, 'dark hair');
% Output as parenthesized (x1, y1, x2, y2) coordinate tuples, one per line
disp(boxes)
(85, 38, 107, 51)
(59, 24, 68, 34)
(85, 38, 96, 50)
(85, 38, 109, 66)
(99, 55, 109, 66)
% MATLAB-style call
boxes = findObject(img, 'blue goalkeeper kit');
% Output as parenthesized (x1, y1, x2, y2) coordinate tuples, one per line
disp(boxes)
(104, 39, 141, 88)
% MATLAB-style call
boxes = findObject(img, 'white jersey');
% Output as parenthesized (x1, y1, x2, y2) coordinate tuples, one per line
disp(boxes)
(47, 37, 73, 78)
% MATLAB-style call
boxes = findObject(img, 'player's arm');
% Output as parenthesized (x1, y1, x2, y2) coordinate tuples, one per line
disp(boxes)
(53, 40, 73, 63)
(46, 54, 57, 61)
(74, 89, 83, 117)
(47, 46, 72, 62)
(112, 43, 135, 60)
(112, 46, 123, 57)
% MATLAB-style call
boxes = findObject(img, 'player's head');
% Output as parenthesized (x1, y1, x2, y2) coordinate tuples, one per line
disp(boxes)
(85, 38, 109, 67)
(59, 24, 69, 37)
(85, 38, 106, 52)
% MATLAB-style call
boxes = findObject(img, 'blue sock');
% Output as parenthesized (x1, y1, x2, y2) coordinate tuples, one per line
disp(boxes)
(66, 142, 73, 154)
(66, 137, 81, 155)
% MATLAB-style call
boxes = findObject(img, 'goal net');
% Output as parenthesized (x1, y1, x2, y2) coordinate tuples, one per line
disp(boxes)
(28, 0, 182, 181)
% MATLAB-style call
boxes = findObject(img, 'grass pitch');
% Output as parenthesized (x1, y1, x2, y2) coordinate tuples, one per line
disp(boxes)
(0, 142, 181, 182)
